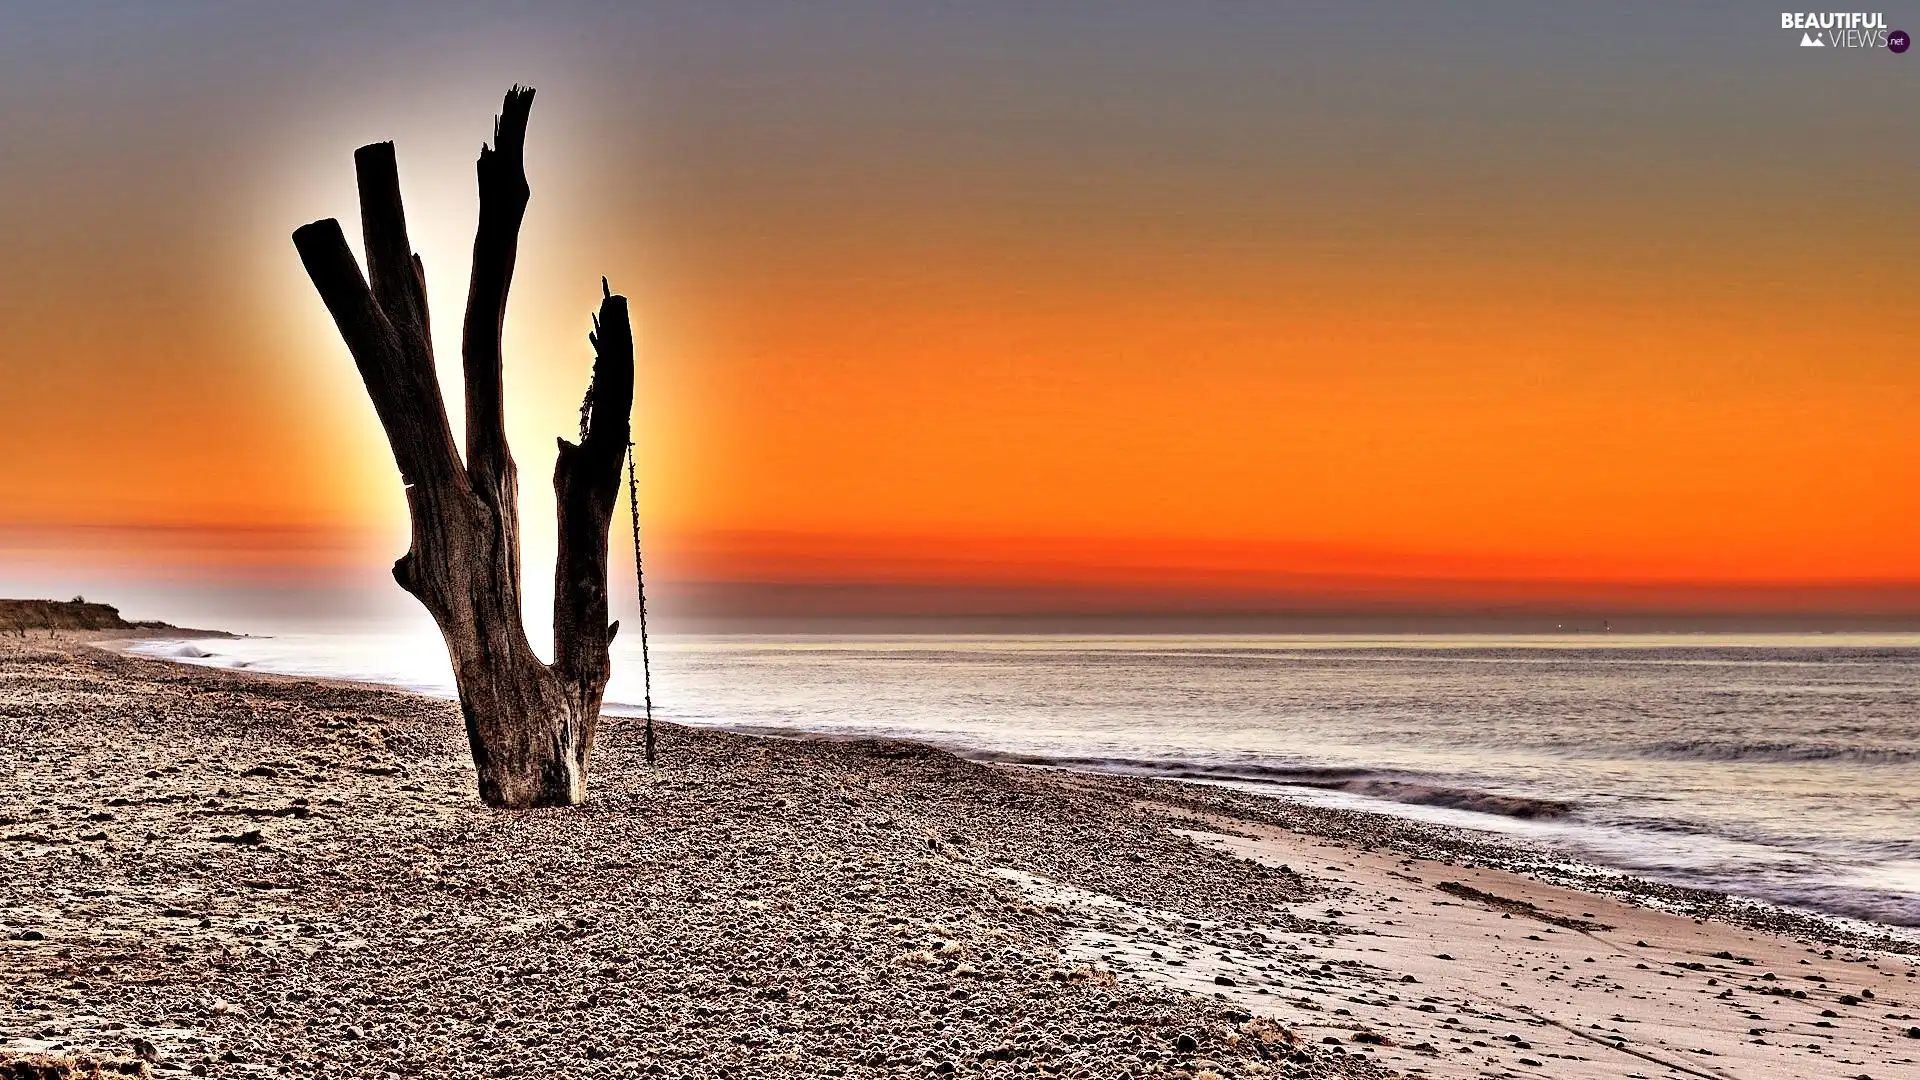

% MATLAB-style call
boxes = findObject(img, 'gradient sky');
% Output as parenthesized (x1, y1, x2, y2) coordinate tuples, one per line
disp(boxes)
(0, 2, 1914, 629)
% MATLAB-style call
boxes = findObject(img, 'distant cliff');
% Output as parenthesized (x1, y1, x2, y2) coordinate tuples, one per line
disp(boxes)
(0, 598, 173, 632)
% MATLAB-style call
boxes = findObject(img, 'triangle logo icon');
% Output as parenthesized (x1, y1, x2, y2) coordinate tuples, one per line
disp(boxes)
(1801, 31, 1824, 45)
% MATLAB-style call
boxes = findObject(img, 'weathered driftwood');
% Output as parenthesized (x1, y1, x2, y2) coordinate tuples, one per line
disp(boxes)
(292, 86, 631, 808)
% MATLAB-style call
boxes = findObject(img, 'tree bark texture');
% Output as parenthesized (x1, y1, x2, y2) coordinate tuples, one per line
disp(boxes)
(291, 86, 632, 808)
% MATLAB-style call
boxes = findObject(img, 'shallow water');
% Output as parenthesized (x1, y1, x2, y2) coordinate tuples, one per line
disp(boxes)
(132, 631, 1920, 927)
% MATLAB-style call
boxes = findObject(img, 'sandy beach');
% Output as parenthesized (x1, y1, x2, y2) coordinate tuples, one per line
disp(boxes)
(2, 634, 1916, 1079)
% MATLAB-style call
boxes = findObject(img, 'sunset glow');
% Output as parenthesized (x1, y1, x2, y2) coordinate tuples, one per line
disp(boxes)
(1, 4, 1913, 625)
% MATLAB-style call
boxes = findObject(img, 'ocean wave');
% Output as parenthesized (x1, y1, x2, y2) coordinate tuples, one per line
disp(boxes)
(1676, 878, 1920, 929)
(956, 751, 1575, 819)
(1301, 778, 1576, 819)
(138, 642, 215, 659)
(961, 750, 1372, 784)
(1624, 740, 1920, 766)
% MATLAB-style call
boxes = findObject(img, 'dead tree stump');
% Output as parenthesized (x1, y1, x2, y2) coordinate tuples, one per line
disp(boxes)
(292, 86, 632, 808)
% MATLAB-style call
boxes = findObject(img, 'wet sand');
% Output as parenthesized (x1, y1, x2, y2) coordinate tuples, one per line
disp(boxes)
(1, 634, 1915, 1079)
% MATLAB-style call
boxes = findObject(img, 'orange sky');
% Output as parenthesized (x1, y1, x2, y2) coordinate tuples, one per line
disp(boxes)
(0, 5, 1914, 624)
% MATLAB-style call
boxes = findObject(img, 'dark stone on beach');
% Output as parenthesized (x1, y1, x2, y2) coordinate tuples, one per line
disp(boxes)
(1213, 975, 1236, 986)
(242, 766, 277, 778)
(1173, 1033, 1198, 1052)
(19, 929, 46, 941)
(0, 1056, 153, 1078)
(209, 830, 262, 846)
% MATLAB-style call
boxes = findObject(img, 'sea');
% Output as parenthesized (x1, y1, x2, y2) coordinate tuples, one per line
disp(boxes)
(128, 630, 1920, 931)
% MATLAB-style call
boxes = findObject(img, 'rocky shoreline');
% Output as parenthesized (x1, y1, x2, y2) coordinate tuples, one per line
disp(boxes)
(1, 636, 1377, 1079)
(3, 635, 1916, 1079)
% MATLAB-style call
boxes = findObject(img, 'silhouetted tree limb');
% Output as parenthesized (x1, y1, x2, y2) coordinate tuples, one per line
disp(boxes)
(555, 282, 633, 692)
(463, 86, 534, 508)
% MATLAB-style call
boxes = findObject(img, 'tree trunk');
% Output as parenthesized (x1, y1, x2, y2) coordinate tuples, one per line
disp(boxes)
(290, 86, 632, 808)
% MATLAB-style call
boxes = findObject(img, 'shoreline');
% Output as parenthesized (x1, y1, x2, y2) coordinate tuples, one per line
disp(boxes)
(4, 634, 1917, 1078)
(111, 632, 1920, 947)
